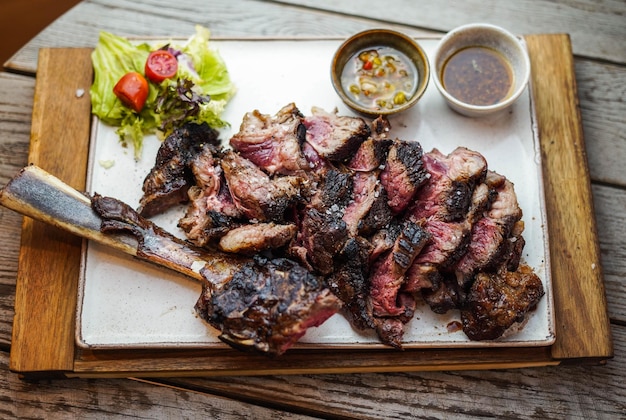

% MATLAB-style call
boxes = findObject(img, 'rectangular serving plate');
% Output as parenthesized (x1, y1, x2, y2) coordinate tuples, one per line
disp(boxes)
(77, 38, 554, 351)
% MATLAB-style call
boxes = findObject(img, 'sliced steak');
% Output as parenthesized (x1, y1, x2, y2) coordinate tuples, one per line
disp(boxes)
(221, 150, 303, 222)
(326, 237, 376, 331)
(410, 147, 487, 222)
(369, 221, 430, 318)
(293, 207, 349, 275)
(178, 146, 243, 246)
(218, 222, 298, 255)
(461, 265, 544, 341)
(229, 102, 309, 175)
(303, 106, 370, 162)
(454, 171, 524, 289)
(138, 122, 220, 217)
(341, 171, 380, 236)
(380, 140, 428, 214)
(348, 138, 393, 172)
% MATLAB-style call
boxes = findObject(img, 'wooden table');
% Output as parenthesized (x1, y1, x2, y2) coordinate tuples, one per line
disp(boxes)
(1, 1, 624, 417)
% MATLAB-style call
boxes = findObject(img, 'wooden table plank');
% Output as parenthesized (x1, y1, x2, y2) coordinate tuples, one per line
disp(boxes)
(2, 0, 432, 75)
(153, 327, 626, 419)
(9, 48, 93, 374)
(526, 34, 612, 360)
(274, 0, 626, 63)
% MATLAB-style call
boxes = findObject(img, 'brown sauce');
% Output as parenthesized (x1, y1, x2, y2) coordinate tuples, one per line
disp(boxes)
(441, 46, 514, 106)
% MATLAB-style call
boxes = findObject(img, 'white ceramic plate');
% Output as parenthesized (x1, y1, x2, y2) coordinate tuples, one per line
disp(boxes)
(77, 38, 555, 350)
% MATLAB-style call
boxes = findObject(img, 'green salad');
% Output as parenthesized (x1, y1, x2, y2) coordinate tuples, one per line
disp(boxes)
(90, 25, 235, 159)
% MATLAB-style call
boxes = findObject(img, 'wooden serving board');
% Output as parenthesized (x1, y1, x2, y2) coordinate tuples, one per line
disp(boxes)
(9, 34, 613, 378)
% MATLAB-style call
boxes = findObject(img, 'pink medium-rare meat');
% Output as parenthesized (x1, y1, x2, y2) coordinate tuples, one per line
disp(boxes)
(379, 140, 429, 214)
(348, 137, 393, 172)
(410, 147, 487, 222)
(454, 171, 524, 288)
(229, 102, 309, 175)
(221, 150, 304, 222)
(369, 221, 430, 318)
(303, 106, 370, 162)
(342, 171, 380, 236)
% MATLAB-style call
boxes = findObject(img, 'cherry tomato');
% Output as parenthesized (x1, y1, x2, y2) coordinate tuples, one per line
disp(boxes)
(145, 50, 178, 83)
(113, 72, 149, 112)
(362, 60, 373, 71)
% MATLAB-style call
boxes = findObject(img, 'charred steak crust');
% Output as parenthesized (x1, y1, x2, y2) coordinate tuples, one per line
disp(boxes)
(138, 123, 220, 218)
(461, 266, 544, 341)
(196, 256, 342, 356)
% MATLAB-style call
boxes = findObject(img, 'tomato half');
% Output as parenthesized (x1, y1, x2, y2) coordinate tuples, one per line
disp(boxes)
(113, 72, 149, 113)
(145, 50, 178, 83)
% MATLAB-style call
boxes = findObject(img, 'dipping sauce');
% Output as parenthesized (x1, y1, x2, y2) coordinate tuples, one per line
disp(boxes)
(441, 46, 514, 106)
(341, 46, 418, 112)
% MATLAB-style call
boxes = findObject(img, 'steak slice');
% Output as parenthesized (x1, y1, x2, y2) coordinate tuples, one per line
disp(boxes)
(380, 140, 428, 214)
(196, 256, 342, 355)
(326, 237, 376, 331)
(303, 106, 370, 162)
(229, 102, 309, 175)
(348, 138, 393, 172)
(218, 222, 297, 255)
(369, 221, 430, 318)
(454, 171, 524, 290)
(221, 151, 304, 222)
(461, 265, 544, 341)
(293, 207, 349, 275)
(411, 147, 487, 222)
(138, 122, 221, 217)
(178, 146, 243, 247)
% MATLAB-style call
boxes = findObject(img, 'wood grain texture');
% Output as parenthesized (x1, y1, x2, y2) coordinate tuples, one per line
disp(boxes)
(593, 184, 626, 322)
(0, 353, 314, 419)
(154, 327, 626, 419)
(576, 59, 626, 187)
(274, 0, 626, 62)
(3, 0, 432, 75)
(9, 48, 93, 374)
(525, 34, 612, 360)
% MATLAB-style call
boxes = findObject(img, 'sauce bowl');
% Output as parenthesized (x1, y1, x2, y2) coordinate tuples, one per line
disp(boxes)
(433, 23, 530, 117)
(331, 29, 430, 117)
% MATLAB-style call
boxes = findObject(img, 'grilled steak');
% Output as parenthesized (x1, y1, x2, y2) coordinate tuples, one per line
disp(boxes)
(303, 106, 370, 162)
(221, 150, 304, 222)
(196, 256, 341, 355)
(229, 102, 309, 175)
(133, 105, 545, 351)
(369, 221, 430, 318)
(454, 171, 523, 289)
(218, 222, 298, 255)
(380, 140, 429, 214)
(138, 123, 220, 217)
(461, 265, 544, 341)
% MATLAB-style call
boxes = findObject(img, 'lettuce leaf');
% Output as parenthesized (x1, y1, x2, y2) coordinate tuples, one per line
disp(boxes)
(90, 26, 235, 159)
